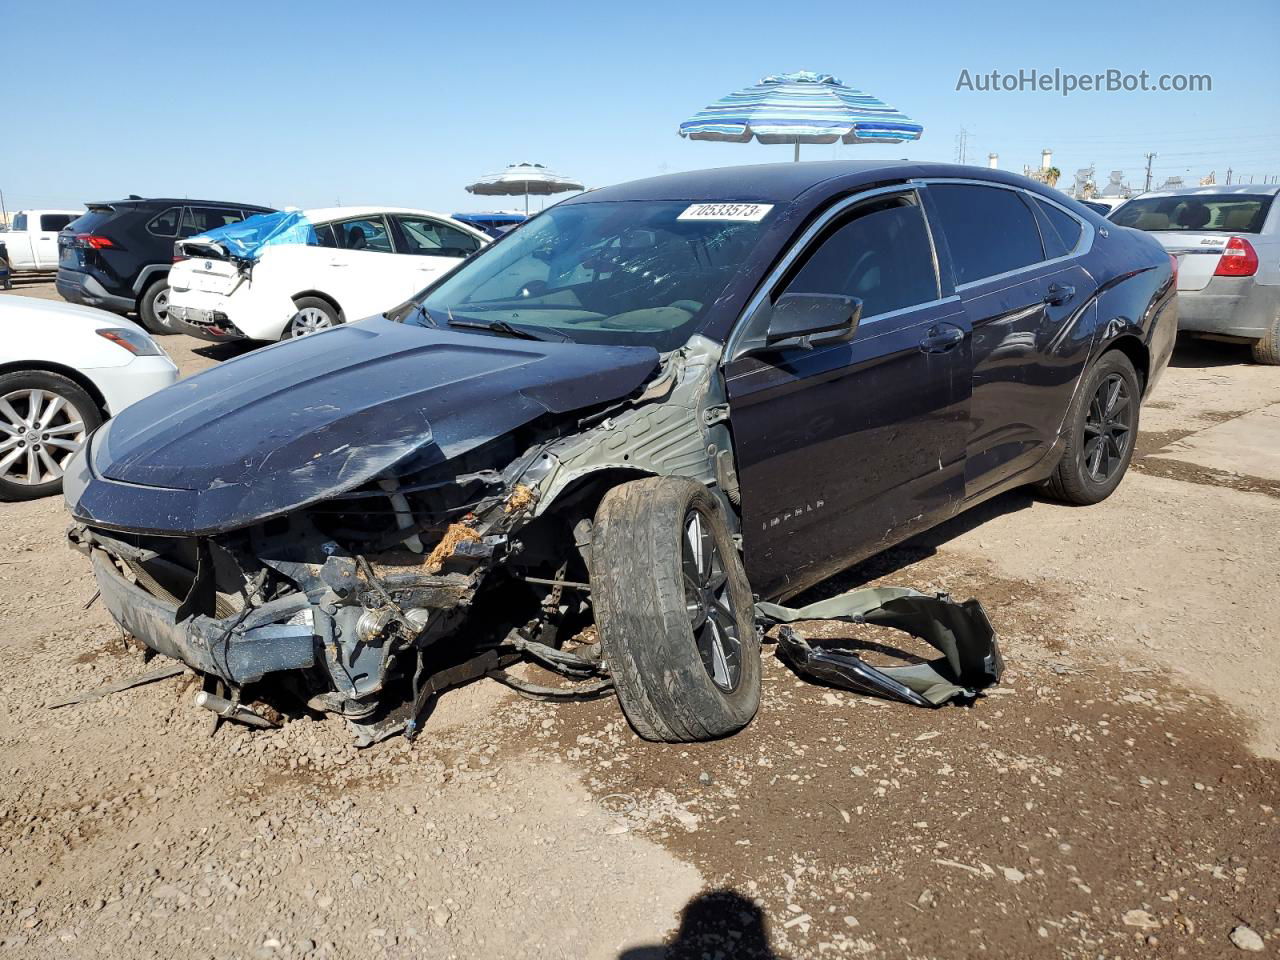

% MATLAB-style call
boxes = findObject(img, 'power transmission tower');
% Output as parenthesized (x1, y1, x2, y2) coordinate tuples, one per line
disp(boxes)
(954, 128, 969, 165)
(1143, 153, 1157, 192)
(1226, 168, 1233, 185)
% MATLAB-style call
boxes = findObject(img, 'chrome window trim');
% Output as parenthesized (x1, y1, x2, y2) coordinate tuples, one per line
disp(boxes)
(913, 177, 1095, 292)
(725, 185, 950, 361)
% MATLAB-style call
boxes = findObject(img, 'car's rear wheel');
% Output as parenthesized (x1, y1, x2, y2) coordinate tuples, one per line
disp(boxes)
(286, 297, 340, 339)
(1041, 350, 1140, 505)
(1251, 313, 1280, 365)
(137, 278, 172, 334)
(0, 371, 103, 501)
(590, 477, 760, 742)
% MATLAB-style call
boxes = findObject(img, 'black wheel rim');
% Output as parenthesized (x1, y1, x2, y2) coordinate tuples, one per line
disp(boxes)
(682, 507, 743, 693)
(1083, 373, 1133, 483)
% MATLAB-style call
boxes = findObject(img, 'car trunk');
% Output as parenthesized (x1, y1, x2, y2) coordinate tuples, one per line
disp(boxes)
(170, 253, 244, 296)
(1147, 231, 1231, 292)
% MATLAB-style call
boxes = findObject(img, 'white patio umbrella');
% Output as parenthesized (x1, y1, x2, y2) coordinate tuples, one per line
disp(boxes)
(679, 71, 924, 161)
(465, 163, 585, 214)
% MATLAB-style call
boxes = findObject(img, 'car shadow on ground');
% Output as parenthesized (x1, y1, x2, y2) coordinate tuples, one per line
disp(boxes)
(619, 890, 783, 960)
(189, 339, 259, 362)
(789, 487, 1038, 606)
(1169, 333, 1254, 368)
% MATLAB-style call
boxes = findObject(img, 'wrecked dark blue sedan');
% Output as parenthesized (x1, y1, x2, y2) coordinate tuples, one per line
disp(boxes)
(63, 161, 1177, 743)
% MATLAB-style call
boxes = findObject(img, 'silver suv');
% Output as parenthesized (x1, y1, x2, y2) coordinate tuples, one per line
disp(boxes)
(1110, 184, 1280, 363)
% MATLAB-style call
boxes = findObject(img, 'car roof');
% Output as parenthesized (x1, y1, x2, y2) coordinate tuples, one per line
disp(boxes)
(1132, 184, 1280, 199)
(304, 206, 471, 222)
(88, 198, 275, 210)
(565, 160, 1059, 206)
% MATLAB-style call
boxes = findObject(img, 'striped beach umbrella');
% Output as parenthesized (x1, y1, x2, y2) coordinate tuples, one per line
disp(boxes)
(679, 71, 923, 161)
(465, 163, 585, 214)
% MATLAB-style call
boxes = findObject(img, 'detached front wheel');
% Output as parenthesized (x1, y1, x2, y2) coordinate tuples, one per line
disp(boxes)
(590, 477, 760, 742)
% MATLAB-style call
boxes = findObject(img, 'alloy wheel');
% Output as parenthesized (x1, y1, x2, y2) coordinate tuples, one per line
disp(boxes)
(0, 389, 87, 486)
(1083, 373, 1132, 483)
(682, 507, 743, 692)
(154, 288, 171, 329)
(289, 307, 334, 337)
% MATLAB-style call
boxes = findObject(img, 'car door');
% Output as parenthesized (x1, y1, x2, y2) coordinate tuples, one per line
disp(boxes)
(389, 215, 485, 295)
(724, 188, 971, 600)
(319, 215, 407, 318)
(36, 213, 75, 268)
(924, 182, 1098, 498)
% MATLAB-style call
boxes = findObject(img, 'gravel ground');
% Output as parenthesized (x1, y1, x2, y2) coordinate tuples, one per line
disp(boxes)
(1, 281, 1277, 959)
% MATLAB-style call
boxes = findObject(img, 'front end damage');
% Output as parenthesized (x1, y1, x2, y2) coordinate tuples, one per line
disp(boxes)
(67, 332, 737, 744)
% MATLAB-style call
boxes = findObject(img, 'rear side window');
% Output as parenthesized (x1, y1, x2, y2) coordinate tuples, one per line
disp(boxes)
(1110, 194, 1274, 234)
(11, 214, 26, 231)
(780, 192, 939, 319)
(1033, 198, 1083, 254)
(147, 206, 182, 237)
(312, 223, 340, 248)
(394, 216, 483, 257)
(334, 217, 394, 253)
(929, 184, 1045, 285)
(40, 213, 76, 232)
(180, 206, 247, 237)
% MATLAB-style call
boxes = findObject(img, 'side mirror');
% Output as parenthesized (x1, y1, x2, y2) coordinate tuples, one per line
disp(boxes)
(756, 293, 862, 352)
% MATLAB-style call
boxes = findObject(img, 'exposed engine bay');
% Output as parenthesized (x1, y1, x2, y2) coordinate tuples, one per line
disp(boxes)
(68, 335, 738, 744)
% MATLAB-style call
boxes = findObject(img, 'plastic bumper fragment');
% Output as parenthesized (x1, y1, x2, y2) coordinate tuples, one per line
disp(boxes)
(757, 586, 1003, 707)
(90, 551, 317, 684)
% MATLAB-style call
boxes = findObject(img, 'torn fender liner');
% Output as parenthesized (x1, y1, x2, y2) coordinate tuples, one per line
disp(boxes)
(756, 587, 1003, 706)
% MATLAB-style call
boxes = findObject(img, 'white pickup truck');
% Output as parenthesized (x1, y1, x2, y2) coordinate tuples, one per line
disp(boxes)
(1, 209, 83, 273)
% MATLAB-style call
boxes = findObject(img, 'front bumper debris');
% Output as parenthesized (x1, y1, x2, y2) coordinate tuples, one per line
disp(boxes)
(90, 550, 317, 685)
(758, 586, 1004, 706)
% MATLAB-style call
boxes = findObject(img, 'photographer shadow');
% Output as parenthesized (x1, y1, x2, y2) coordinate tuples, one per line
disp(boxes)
(619, 889, 783, 960)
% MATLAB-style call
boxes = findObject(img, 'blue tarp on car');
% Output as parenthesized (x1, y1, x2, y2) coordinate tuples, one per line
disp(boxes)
(191, 210, 315, 261)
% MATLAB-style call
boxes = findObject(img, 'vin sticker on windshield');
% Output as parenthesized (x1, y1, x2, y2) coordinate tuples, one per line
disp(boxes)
(677, 203, 774, 222)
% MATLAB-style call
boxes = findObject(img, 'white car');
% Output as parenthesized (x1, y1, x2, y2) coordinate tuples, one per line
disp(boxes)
(1110, 185, 1280, 363)
(166, 207, 490, 342)
(1, 209, 83, 273)
(0, 295, 178, 500)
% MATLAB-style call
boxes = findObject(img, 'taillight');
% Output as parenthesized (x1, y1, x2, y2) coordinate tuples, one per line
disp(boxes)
(1214, 236, 1259, 277)
(1168, 253, 1179, 286)
(76, 233, 114, 250)
(173, 242, 187, 264)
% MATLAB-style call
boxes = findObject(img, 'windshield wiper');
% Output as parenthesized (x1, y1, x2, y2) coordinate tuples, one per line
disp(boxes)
(446, 317, 570, 342)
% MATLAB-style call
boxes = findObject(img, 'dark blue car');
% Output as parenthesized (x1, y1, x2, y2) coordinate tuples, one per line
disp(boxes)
(65, 161, 1176, 744)
(451, 211, 528, 238)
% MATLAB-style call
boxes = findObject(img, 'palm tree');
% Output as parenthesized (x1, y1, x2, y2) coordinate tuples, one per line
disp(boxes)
(1044, 167, 1061, 188)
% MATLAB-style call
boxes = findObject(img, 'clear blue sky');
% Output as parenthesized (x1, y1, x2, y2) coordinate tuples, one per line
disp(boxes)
(3, 0, 1277, 215)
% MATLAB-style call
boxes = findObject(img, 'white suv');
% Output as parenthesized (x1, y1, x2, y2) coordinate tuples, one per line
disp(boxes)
(166, 207, 489, 341)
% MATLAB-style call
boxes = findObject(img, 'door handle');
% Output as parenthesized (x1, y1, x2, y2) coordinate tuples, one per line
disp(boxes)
(919, 324, 965, 353)
(1044, 282, 1075, 306)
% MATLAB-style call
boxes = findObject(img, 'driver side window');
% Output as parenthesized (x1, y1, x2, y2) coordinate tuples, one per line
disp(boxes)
(778, 192, 939, 322)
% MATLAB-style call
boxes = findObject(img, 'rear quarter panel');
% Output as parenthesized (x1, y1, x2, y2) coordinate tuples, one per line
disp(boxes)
(1088, 225, 1178, 392)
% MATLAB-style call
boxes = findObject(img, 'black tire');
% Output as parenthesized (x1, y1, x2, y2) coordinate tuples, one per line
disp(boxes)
(1041, 350, 1141, 505)
(137, 278, 172, 334)
(0, 370, 103, 501)
(590, 477, 760, 742)
(285, 296, 341, 339)
(1251, 314, 1280, 365)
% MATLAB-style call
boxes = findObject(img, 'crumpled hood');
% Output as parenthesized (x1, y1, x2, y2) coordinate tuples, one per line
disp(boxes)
(71, 318, 658, 534)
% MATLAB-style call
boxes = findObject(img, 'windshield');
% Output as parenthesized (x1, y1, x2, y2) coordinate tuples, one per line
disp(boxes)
(1111, 194, 1274, 234)
(411, 200, 770, 351)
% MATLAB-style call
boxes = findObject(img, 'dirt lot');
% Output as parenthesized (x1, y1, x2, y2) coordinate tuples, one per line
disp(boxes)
(1, 279, 1277, 959)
